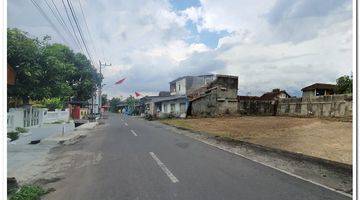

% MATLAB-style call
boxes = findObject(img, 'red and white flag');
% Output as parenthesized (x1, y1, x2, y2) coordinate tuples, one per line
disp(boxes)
(135, 92, 141, 97)
(115, 78, 126, 85)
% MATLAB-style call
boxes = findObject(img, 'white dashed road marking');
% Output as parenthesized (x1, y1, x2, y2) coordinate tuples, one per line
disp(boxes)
(149, 152, 179, 183)
(130, 130, 138, 136)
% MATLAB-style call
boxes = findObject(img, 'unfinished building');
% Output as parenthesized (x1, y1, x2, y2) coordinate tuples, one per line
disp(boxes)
(188, 75, 238, 117)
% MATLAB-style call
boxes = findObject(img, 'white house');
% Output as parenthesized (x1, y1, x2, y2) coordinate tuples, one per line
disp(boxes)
(169, 75, 216, 95)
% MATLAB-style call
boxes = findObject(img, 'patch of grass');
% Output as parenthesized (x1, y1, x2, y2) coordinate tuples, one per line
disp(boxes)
(9, 185, 47, 200)
(51, 120, 65, 124)
(162, 119, 232, 138)
(161, 119, 194, 130)
(8, 131, 19, 141)
(15, 127, 28, 133)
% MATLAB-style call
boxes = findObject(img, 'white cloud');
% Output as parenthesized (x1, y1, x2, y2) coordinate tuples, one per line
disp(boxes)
(181, 6, 202, 24)
(177, 0, 353, 96)
(185, 0, 276, 34)
(8, 0, 353, 98)
(214, 19, 353, 96)
(145, 40, 210, 62)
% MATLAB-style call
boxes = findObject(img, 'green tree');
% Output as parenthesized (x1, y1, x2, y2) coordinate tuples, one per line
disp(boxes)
(7, 28, 102, 105)
(39, 43, 76, 101)
(125, 95, 140, 115)
(109, 97, 122, 112)
(125, 95, 138, 107)
(335, 75, 352, 94)
(71, 53, 102, 101)
(7, 28, 43, 103)
(101, 94, 108, 106)
(41, 97, 64, 111)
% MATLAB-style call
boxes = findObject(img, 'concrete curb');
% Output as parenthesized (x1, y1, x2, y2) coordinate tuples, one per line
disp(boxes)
(41, 131, 86, 145)
(75, 122, 99, 130)
(165, 124, 352, 174)
(41, 122, 99, 145)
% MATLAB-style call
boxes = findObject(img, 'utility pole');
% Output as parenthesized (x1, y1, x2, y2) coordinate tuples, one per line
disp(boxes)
(99, 60, 111, 118)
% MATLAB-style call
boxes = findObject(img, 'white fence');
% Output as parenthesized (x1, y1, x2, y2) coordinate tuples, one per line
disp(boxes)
(7, 112, 15, 131)
(7, 107, 70, 132)
(43, 109, 70, 123)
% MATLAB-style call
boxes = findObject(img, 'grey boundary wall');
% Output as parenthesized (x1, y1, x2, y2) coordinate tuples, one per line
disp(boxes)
(238, 100, 275, 116)
(277, 94, 352, 117)
(238, 94, 352, 118)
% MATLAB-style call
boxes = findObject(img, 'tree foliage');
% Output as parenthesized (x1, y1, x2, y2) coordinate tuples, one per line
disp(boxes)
(101, 94, 108, 106)
(335, 75, 352, 94)
(109, 97, 122, 112)
(125, 95, 138, 107)
(125, 95, 140, 115)
(7, 28, 102, 105)
(40, 97, 64, 111)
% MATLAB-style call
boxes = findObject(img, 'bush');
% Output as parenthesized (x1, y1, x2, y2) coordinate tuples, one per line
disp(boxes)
(41, 97, 63, 111)
(51, 120, 65, 124)
(8, 131, 19, 141)
(15, 127, 28, 133)
(10, 185, 46, 200)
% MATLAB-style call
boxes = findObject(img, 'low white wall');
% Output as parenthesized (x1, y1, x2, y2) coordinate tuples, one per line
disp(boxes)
(7, 112, 16, 132)
(7, 108, 33, 132)
(43, 109, 70, 123)
(7, 107, 70, 132)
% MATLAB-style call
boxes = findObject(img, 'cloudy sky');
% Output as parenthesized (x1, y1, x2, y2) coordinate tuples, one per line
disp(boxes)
(8, 0, 353, 97)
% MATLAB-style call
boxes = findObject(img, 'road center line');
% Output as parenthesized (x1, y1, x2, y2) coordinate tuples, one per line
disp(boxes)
(149, 152, 179, 183)
(130, 130, 138, 136)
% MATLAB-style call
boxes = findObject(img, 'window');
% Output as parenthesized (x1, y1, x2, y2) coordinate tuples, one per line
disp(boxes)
(170, 104, 175, 112)
(178, 84, 181, 91)
(316, 89, 325, 96)
(180, 103, 186, 113)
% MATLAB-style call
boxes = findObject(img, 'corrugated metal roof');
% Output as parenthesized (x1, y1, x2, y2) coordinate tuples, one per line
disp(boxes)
(151, 95, 187, 103)
(301, 83, 336, 91)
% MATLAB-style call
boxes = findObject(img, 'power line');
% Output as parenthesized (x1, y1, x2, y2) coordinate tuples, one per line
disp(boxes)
(47, 0, 82, 51)
(66, 0, 94, 65)
(61, 0, 86, 55)
(43, 0, 81, 51)
(29, 0, 70, 45)
(78, 0, 99, 63)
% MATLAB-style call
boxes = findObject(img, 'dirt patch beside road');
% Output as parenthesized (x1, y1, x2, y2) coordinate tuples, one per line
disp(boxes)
(161, 116, 352, 165)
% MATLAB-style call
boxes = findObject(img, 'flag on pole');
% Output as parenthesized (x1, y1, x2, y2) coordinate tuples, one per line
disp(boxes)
(115, 78, 126, 85)
(135, 92, 141, 97)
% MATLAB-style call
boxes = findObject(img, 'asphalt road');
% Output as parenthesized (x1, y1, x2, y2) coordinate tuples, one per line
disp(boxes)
(46, 113, 350, 200)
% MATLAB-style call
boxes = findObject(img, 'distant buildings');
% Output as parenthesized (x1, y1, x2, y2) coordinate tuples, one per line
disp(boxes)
(169, 75, 216, 95)
(259, 89, 291, 100)
(301, 83, 335, 97)
(238, 88, 291, 101)
(188, 75, 238, 117)
(139, 76, 347, 119)
(138, 89, 187, 117)
(238, 88, 290, 116)
(141, 74, 238, 118)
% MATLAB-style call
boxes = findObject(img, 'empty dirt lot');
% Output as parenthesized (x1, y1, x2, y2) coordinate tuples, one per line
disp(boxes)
(162, 116, 352, 165)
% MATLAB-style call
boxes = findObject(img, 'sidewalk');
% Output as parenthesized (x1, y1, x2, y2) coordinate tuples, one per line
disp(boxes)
(10, 122, 75, 145)
(42, 122, 98, 145)
(7, 122, 97, 184)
